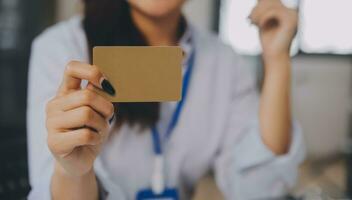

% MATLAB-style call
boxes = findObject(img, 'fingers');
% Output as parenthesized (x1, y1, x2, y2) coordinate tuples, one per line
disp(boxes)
(256, 10, 279, 30)
(48, 128, 102, 156)
(250, 0, 276, 23)
(47, 106, 109, 133)
(249, 0, 286, 24)
(47, 89, 114, 119)
(249, 0, 297, 30)
(58, 61, 115, 96)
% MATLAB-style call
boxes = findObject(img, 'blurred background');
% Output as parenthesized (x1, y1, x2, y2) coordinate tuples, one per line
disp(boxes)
(0, 0, 351, 199)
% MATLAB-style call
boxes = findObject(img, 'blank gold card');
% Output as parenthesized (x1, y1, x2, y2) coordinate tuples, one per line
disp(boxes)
(93, 46, 183, 102)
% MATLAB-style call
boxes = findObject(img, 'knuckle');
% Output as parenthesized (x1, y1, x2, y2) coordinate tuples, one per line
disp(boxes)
(46, 97, 60, 115)
(65, 61, 78, 74)
(81, 129, 94, 143)
(81, 90, 94, 104)
(45, 116, 56, 130)
(103, 122, 109, 132)
(89, 66, 101, 79)
(108, 103, 115, 117)
(47, 135, 57, 153)
(81, 106, 94, 122)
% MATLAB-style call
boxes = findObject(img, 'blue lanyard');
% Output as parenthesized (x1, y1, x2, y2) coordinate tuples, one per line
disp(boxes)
(151, 49, 196, 155)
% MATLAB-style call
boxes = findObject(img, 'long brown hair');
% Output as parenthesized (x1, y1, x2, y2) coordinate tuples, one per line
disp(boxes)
(83, 0, 159, 128)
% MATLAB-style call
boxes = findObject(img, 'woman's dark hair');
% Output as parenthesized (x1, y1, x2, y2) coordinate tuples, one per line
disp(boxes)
(83, 0, 185, 128)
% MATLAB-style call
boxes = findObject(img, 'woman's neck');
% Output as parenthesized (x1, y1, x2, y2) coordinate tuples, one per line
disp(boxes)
(131, 9, 182, 46)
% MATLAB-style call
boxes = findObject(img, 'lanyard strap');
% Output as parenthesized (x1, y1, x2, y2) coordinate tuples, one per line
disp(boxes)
(151, 49, 196, 155)
(150, 49, 196, 194)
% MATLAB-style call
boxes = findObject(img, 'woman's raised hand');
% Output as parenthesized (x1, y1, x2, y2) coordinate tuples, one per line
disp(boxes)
(46, 61, 115, 177)
(249, 0, 298, 61)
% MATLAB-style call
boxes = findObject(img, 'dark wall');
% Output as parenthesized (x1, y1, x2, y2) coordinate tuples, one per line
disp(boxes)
(0, 0, 55, 198)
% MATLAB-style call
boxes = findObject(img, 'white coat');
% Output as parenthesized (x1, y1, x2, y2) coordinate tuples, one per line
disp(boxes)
(27, 16, 305, 200)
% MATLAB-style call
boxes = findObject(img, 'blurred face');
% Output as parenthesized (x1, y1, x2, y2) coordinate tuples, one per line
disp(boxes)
(128, 0, 186, 18)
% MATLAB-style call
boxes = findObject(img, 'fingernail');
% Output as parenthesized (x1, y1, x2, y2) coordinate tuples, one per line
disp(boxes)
(109, 113, 115, 124)
(101, 78, 116, 96)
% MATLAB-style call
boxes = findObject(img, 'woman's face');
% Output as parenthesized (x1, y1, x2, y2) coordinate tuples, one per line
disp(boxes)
(128, 0, 186, 18)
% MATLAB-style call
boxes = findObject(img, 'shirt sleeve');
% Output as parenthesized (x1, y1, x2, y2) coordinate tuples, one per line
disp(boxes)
(213, 53, 306, 200)
(26, 29, 127, 200)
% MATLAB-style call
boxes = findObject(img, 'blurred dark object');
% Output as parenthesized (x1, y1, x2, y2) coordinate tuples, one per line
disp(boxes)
(212, 0, 221, 32)
(0, 135, 28, 200)
(0, 0, 55, 198)
(347, 113, 352, 198)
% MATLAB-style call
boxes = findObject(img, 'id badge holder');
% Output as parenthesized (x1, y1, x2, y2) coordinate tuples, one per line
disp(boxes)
(136, 188, 179, 200)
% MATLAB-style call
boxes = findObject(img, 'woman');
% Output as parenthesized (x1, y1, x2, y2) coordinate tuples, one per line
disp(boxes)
(27, 0, 305, 199)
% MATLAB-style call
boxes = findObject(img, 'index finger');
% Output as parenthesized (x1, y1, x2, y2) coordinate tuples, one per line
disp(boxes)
(58, 61, 115, 96)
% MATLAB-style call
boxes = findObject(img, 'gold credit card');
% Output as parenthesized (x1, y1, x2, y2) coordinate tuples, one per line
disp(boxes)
(93, 46, 183, 102)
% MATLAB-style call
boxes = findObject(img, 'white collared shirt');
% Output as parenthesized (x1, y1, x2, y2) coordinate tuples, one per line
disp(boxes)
(27, 16, 305, 200)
